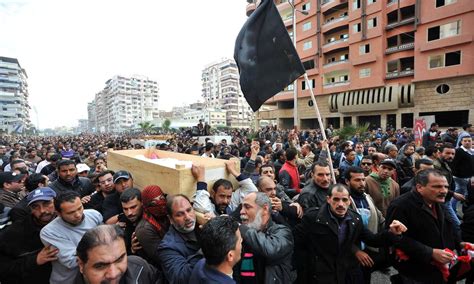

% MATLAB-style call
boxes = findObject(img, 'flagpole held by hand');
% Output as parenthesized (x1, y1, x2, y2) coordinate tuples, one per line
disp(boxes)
(303, 73, 336, 184)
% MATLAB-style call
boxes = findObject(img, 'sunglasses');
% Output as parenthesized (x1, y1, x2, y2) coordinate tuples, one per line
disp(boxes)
(361, 162, 372, 166)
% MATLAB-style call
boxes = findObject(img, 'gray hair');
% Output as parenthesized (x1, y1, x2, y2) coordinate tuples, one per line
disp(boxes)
(254, 192, 271, 212)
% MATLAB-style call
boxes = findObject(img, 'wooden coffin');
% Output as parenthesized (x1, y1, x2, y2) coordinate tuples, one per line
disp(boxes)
(106, 149, 239, 199)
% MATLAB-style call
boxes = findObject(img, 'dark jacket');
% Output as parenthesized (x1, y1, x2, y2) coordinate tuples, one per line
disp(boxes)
(49, 177, 94, 197)
(73, 255, 157, 284)
(189, 259, 235, 284)
(157, 226, 203, 284)
(294, 204, 396, 284)
(0, 215, 51, 284)
(452, 147, 474, 178)
(234, 219, 295, 284)
(297, 181, 329, 211)
(385, 190, 460, 283)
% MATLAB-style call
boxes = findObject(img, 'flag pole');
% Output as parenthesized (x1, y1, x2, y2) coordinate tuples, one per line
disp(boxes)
(303, 73, 337, 184)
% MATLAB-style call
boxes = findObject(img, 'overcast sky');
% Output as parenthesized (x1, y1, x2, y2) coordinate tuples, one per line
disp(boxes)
(0, 0, 248, 129)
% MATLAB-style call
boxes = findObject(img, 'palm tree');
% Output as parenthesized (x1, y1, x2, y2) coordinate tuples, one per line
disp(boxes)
(138, 121, 155, 134)
(162, 119, 171, 132)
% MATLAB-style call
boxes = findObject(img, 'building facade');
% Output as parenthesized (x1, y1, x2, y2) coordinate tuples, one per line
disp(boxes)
(247, 0, 474, 130)
(0, 56, 30, 133)
(87, 101, 97, 132)
(182, 108, 227, 127)
(201, 58, 254, 128)
(90, 75, 159, 133)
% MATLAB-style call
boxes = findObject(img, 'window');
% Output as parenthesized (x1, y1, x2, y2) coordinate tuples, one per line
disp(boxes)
(340, 54, 349, 60)
(368, 0, 376, 4)
(340, 34, 349, 39)
(445, 51, 461, 66)
(287, 84, 294, 91)
(340, 75, 349, 81)
(429, 51, 461, 68)
(359, 44, 370, 54)
(303, 59, 315, 70)
(302, 79, 315, 90)
(303, 40, 313, 50)
(359, 68, 371, 78)
(436, 0, 456, 8)
(302, 2, 311, 11)
(368, 17, 377, 28)
(353, 23, 361, 33)
(353, 0, 361, 9)
(428, 21, 460, 41)
(303, 21, 312, 31)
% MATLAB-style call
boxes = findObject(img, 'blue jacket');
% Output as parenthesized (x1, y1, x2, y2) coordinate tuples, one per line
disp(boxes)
(157, 226, 202, 284)
(189, 259, 235, 284)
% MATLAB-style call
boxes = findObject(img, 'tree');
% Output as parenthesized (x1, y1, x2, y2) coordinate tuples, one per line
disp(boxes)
(162, 119, 171, 131)
(138, 121, 155, 134)
(334, 123, 370, 141)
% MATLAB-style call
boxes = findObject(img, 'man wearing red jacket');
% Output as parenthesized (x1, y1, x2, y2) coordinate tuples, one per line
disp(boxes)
(279, 147, 301, 198)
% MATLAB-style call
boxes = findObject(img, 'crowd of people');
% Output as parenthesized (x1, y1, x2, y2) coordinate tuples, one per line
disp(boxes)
(0, 122, 473, 284)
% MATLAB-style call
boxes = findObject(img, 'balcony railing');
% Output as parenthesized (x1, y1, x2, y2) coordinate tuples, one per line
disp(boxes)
(323, 15, 348, 27)
(322, 0, 334, 5)
(386, 16, 415, 29)
(387, 0, 397, 6)
(323, 59, 349, 68)
(385, 69, 414, 79)
(385, 42, 414, 54)
(323, 37, 349, 48)
(323, 81, 350, 88)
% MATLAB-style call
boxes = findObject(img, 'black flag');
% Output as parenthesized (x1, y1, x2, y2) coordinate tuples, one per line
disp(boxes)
(234, 0, 305, 112)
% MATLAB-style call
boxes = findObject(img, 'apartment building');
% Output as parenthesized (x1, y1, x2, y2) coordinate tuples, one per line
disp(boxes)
(90, 75, 159, 133)
(247, 0, 474, 130)
(0, 56, 30, 133)
(201, 58, 254, 128)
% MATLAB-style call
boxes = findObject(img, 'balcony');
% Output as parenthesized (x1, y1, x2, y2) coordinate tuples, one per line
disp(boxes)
(323, 15, 348, 27)
(385, 69, 414, 79)
(323, 59, 349, 68)
(385, 42, 414, 54)
(386, 16, 415, 30)
(323, 37, 348, 48)
(323, 81, 350, 88)
(257, 108, 294, 120)
(387, 0, 397, 6)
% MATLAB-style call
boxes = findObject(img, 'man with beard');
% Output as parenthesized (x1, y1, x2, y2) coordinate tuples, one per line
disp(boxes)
(75, 225, 157, 284)
(298, 161, 332, 211)
(235, 192, 295, 283)
(9, 173, 49, 222)
(0, 187, 58, 283)
(346, 167, 386, 284)
(295, 184, 406, 284)
(40, 191, 103, 284)
(433, 144, 465, 234)
(119, 188, 143, 255)
(134, 185, 170, 268)
(48, 160, 94, 197)
(365, 159, 400, 217)
(83, 170, 115, 212)
(157, 194, 202, 283)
